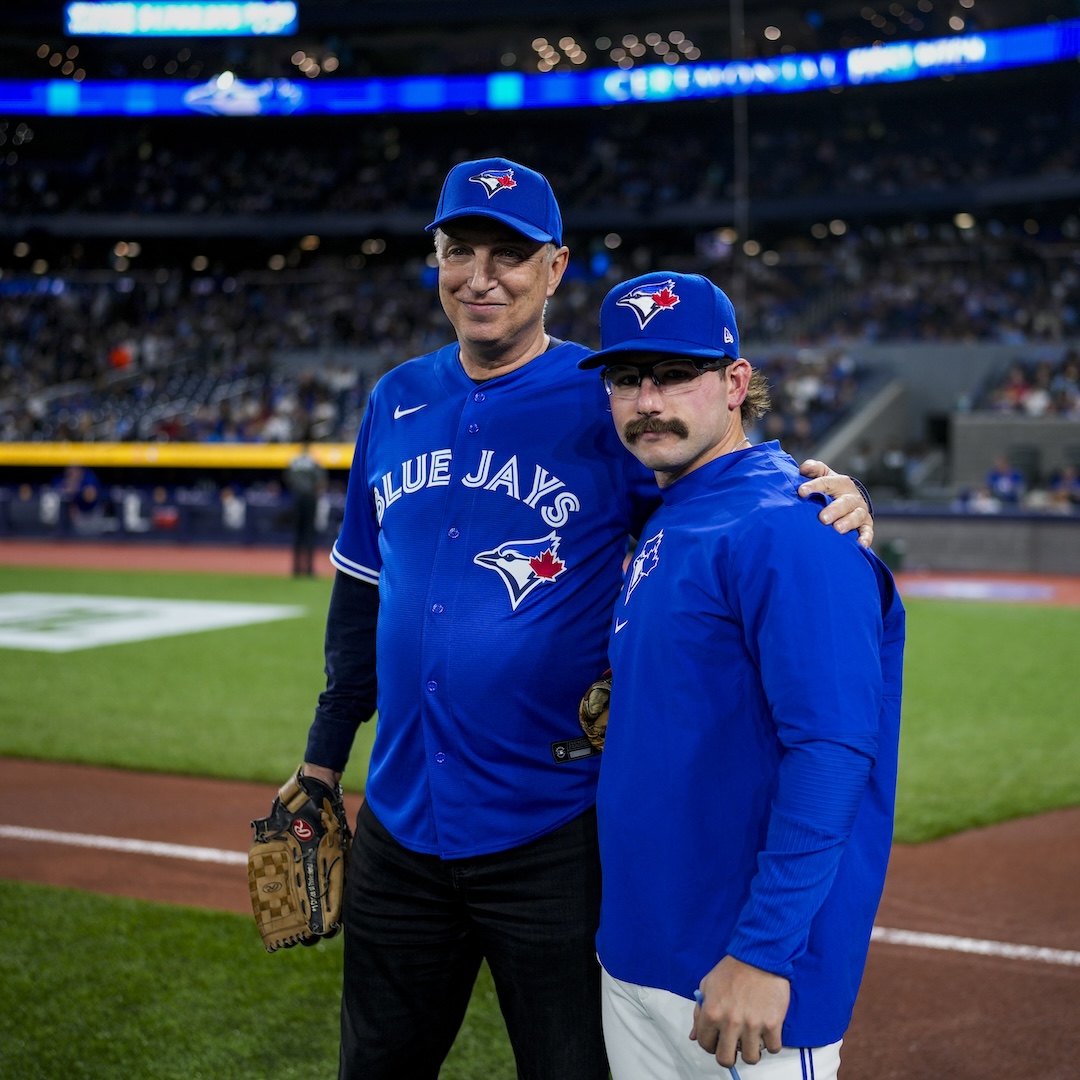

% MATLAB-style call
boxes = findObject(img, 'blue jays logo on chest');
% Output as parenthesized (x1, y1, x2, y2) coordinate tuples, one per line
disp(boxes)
(474, 530, 568, 611)
(469, 168, 518, 197)
(625, 529, 663, 603)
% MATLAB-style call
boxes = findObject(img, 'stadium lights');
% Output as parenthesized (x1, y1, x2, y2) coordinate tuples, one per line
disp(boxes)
(37, 42, 86, 82)
(290, 48, 338, 78)
(534, 29, 697, 71)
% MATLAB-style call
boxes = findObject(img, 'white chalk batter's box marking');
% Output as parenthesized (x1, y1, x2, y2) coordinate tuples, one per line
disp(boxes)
(0, 592, 305, 652)
(900, 579, 1056, 602)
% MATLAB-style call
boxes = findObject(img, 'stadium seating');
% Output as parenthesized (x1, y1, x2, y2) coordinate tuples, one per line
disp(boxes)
(1, 20, 1078, 532)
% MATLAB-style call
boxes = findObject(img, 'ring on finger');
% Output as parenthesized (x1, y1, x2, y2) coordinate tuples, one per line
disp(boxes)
(735, 1039, 768, 1055)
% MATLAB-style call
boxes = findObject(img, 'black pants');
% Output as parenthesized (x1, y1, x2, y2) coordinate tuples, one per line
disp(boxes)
(339, 801, 608, 1080)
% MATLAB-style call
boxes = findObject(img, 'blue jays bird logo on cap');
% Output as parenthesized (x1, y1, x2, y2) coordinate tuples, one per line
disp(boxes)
(474, 530, 567, 610)
(469, 169, 519, 198)
(616, 280, 681, 329)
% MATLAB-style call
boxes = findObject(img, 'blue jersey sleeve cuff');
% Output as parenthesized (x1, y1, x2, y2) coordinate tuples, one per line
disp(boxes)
(330, 544, 380, 585)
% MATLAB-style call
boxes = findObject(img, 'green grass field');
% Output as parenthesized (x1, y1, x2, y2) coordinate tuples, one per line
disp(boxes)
(0, 881, 514, 1080)
(2, 562, 1079, 1078)
(0, 566, 377, 788)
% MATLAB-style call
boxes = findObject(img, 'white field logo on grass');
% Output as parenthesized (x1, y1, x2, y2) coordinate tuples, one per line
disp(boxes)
(0, 593, 305, 653)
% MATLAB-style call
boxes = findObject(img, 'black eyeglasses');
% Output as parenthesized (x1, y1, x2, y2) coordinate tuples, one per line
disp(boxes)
(600, 358, 728, 399)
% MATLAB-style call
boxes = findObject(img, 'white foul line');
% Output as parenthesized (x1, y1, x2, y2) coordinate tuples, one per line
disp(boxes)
(3, 824, 1080, 968)
(870, 925, 1080, 967)
(0, 824, 247, 866)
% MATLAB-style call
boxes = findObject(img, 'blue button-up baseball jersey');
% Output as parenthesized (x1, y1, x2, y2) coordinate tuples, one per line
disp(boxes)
(329, 340, 658, 858)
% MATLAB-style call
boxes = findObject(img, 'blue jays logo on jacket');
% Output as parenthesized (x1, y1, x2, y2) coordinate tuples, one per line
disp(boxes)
(625, 529, 663, 602)
(616, 280, 681, 328)
(469, 168, 518, 197)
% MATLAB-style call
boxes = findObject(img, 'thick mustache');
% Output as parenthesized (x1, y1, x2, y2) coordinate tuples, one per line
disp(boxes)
(623, 417, 690, 442)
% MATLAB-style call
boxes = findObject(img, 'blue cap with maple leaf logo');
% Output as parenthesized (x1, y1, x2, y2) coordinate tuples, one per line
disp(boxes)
(426, 157, 563, 245)
(577, 271, 741, 369)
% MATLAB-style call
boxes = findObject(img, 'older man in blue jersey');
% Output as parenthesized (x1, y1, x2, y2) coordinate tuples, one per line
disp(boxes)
(296, 160, 876, 1080)
(579, 272, 905, 1079)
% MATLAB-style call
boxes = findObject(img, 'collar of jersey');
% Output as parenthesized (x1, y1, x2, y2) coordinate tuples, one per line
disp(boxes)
(440, 339, 581, 390)
(659, 440, 777, 505)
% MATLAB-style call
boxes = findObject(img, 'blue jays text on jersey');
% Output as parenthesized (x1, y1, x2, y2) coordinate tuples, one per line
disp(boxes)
(372, 447, 582, 529)
(325, 339, 658, 859)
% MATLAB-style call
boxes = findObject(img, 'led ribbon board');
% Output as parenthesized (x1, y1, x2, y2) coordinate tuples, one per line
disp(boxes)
(64, 2, 298, 36)
(6, 18, 1079, 116)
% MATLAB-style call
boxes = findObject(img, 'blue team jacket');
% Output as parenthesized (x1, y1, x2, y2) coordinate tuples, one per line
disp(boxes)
(596, 442, 905, 1047)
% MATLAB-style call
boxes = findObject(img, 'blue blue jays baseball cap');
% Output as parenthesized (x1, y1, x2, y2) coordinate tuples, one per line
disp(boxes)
(426, 157, 563, 246)
(577, 272, 741, 369)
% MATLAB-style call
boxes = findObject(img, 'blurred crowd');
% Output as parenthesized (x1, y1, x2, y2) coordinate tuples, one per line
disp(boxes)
(953, 450, 1080, 515)
(0, 259, 868, 449)
(971, 350, 1080, 417)
(0, 265, 439, 443)
(1, 220, 1076, 449)
(1, 66, 1078, 525)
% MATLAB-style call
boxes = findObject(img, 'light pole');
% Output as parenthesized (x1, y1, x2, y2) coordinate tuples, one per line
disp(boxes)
(730, 0, 750, 312)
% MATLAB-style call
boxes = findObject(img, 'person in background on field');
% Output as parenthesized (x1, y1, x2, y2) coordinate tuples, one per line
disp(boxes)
(283, 436, 326, 577)
(54, 463, 103, 535)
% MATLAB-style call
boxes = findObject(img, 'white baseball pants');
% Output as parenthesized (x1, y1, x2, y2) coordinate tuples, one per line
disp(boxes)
(601, 965, 842, 1080)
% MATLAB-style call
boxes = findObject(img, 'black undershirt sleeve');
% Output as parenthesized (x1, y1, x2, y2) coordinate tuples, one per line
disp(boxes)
(303, 570, 379, 771)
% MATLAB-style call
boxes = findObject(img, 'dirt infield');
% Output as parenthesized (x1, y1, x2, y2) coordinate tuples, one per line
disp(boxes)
(0, 537, 332, 577)
(2, 539, 1080, 1077)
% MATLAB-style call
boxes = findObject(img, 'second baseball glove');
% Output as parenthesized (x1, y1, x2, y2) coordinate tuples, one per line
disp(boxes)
(248, 765, 351, 953)
(578, 669, 612, 752)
